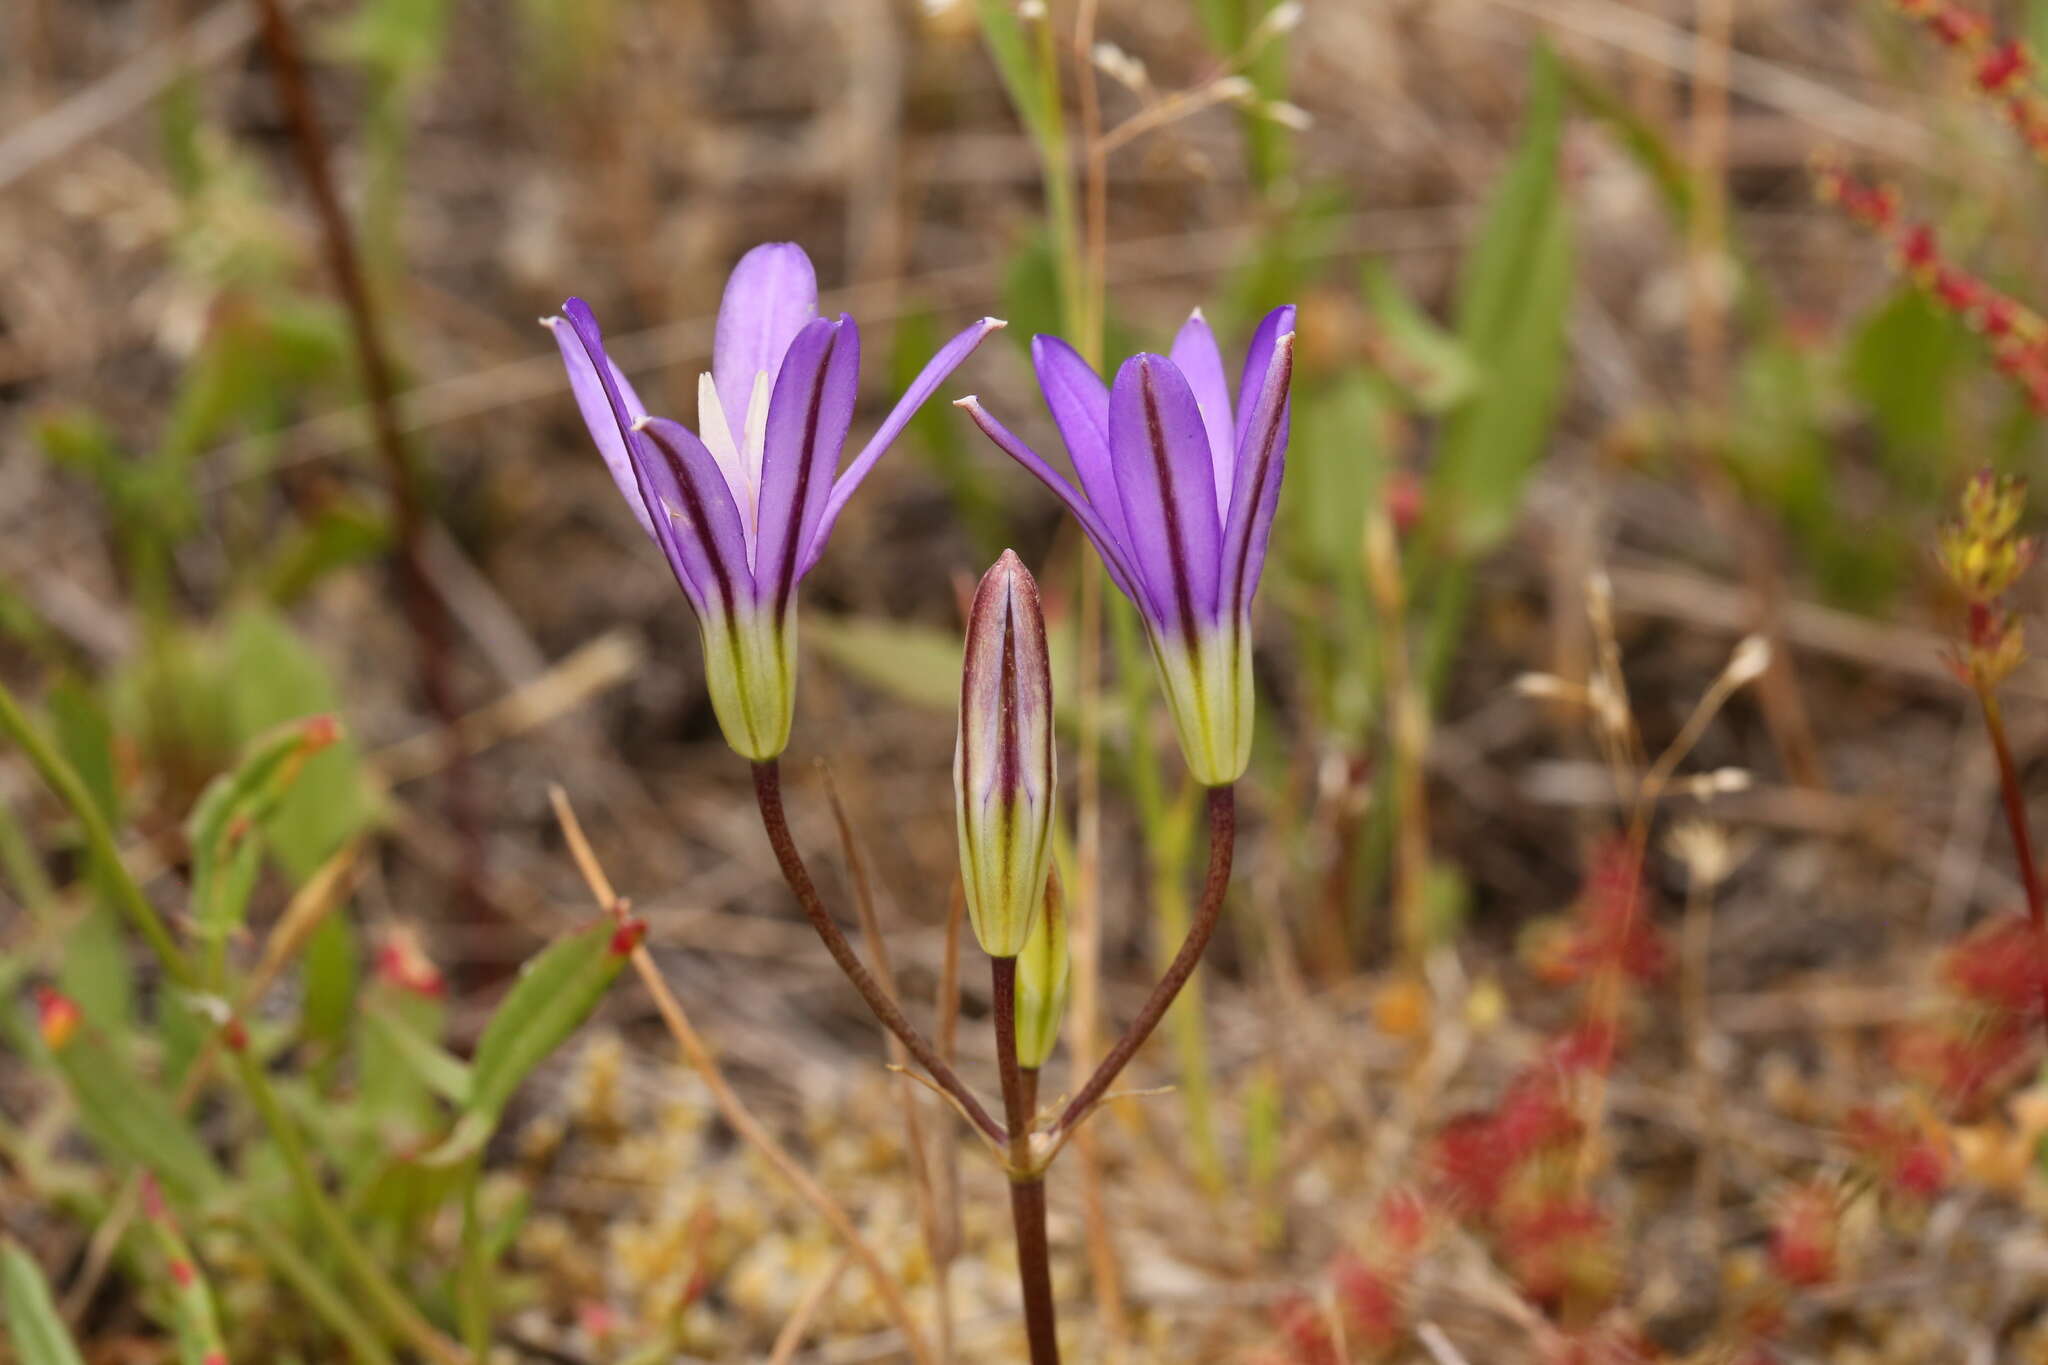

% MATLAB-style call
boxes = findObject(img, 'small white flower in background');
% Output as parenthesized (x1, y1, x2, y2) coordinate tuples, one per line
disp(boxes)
(1254, 1, 1306, 41)
(1667, 819, 1738, 888)
(1723, 634, 1773, 687)
(1514, 672, 1578, 702)
(1260, 100, 1314, 130)
(1091, 41, 1150, 92)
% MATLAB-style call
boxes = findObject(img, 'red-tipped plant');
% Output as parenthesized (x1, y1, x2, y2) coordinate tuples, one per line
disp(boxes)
(1939, 471, 2048, 1053)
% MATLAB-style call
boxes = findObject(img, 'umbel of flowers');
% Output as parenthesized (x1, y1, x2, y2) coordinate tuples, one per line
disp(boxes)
(550, 243, 1294, 1365)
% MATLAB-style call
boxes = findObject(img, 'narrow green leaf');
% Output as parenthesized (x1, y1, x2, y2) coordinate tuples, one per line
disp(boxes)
(974, 0, 1054, 146)
(43, 999, 223, 1204)
(302, 913, 360, 1055)
(1361, 262, 1478, 414)
(1427, 44, 1574, 559)
(224, 607, 376, 879)
(58, 903, 134, 1040)
(141, 1195, 230, 1365)
(1, 1242, 87, 1365)
(356, 979, 448, 1144)
(809, 615, 969, 713)
(364, 1006, 473, 1104)
(47, 678, 137, 1034)
(47, 679, 117, 824)
(187, 715, 343, 941)
(422, 920, 633, 1165)
(810, 611, 1079, 727)
(1846, 286, 1966, 493)
(261, 499, 392, 607)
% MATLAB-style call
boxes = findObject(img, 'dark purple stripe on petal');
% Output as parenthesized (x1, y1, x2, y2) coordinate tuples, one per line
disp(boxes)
(954, 397, 1151, 612)
(712, 243, 818, 418)
(797, 316, 1005, 580)
(1030, 335, 1131, 552)
(560, 300, 713, 613)
(547, 311, 654, 540)
(1168, 310, 1237, 515)
(1233, 305, 1297, 454)
(1109, 353, 1222, 637)
(633, 417, 758, 618)
(754, 315, 858, 616)
(1220, 328, 1295, 614)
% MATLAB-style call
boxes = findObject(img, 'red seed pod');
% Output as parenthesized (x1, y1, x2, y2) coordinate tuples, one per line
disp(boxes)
(1977, 40, 2032, 93)
(1767, 1183, 1840, 1288)
(1377, 1188, 1430, 1255)
(1899, 223, 1940, 273)
(1273, 1293, 1340, 1365)
(34, 987, 81, 1051)
(1943, 915, 2048, 1016)
(1332, 1252, 1404, 1350)
(608, 917, 647, 956)
(374, 925, 447, 999)
(1843, 1105, 1952, 1201)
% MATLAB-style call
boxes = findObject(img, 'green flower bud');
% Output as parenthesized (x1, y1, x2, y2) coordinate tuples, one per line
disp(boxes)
(1014, 871, 1070, 1071)
(955, 551, 1056, 958)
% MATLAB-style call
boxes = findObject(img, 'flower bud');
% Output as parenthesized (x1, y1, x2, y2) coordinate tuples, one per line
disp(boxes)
(1014, 871, 1069, 1070)
(35, 986, 80, 1052)
(955, 551, 1056, 958)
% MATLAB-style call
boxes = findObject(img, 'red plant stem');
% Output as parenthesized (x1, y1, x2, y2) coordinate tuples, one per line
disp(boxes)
(1056, 785, 1235, 1134)
(993, 956, 1061, 1365)
(752, 760, 1007, 1146)
(1976, 690, 2048, 1039)
(252, 0, 486, 948)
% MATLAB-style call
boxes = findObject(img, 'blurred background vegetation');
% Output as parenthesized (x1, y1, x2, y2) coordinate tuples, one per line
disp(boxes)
(8, 0, 2048, 1361)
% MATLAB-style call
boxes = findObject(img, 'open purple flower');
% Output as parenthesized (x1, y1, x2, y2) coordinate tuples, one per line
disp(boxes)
(546, 244, 1004, 759)
(957, 306, 1295, 785)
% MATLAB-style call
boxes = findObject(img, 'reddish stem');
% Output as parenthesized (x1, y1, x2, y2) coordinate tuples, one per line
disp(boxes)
(993, 956, 1061, 1365)
(253, 0, 488, 957)
(1977, 690, 2048, 1041)
(752, 760, 1007, 1145)
(1056, 786, 1235, 1134)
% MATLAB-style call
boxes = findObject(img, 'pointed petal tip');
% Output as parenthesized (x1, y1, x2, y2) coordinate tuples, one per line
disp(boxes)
(539, 315, 561, 330)
(982, 317, 1008, 332)
(1190, 305, 1207, 321)
(629, 416, 652, 432)
(953, 394, 981, 409)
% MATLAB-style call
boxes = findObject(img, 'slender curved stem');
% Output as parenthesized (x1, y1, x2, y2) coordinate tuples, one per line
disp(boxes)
(0, 679, 190, 984)
(1978, 692, 2048, 1041)
(753, 760, 1008, 1146)
(231, 1049, 469, 1365)
(993, 958, 1061, 1364)
(1057, 785, 1235, 1135)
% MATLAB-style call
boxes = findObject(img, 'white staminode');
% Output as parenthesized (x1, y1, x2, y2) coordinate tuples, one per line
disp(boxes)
(697, 369, 773, 555)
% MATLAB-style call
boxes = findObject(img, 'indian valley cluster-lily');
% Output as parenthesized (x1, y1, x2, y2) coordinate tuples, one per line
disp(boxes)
(546, 241, 1293, 1364)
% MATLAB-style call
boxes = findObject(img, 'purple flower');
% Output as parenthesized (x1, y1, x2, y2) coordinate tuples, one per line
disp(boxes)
(957, 306, 1295, 785)
(546, 243, 1004, 759)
